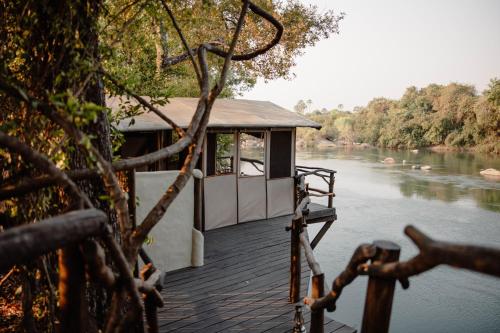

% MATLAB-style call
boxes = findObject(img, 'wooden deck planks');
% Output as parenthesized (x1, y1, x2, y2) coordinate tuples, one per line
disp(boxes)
(158, 215, 355, 333)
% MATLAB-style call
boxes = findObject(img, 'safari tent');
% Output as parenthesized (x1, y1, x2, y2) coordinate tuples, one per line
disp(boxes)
(115, 97, 320, 232)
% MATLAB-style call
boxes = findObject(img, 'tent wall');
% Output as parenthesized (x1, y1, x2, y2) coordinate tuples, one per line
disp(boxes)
(267, 177, 294, 218)
(135, 171, 203, 272)
(204, 174, 238, 230)
(238, 176, 267, 222)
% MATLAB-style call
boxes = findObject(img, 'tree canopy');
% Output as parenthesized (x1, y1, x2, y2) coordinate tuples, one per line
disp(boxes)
(103, 0, 344, 97)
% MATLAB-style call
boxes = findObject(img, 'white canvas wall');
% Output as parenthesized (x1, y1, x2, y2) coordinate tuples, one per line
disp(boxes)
(135, 171, 199, 272)
(204, 174, 237, 230)
(238, 176, 267, 222)
(267, 177, 294, 218)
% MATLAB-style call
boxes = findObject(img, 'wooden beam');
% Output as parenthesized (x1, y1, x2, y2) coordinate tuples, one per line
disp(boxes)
(310, 220, 334, 250)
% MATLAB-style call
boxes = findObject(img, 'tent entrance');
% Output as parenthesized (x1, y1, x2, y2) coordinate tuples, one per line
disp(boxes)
(203, 129, 295, 230)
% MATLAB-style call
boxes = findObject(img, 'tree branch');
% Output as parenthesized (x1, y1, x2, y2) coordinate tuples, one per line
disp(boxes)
(0, 130, 92, 208)
(160, 0, 202, 87)
(102, 70, 186, 137)
(360, 225, 500, 279)
(159, 0, 283, 69)
(304, 244, 376, 312)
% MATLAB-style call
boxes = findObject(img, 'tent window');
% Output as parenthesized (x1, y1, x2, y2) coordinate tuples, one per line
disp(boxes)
(270, 131, 292, 179)
(239, 132, 265, 177)
(206, 132, 235, 176)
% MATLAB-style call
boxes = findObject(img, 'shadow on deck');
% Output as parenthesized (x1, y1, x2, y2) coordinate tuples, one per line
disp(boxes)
(157, 214, 355, 332)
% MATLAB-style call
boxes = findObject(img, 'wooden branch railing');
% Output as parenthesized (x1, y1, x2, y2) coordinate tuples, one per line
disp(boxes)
(287, 192, 326, 333)
(0, 209, 165, 333)
(288, 166, 338, 332)
(303, 226, 500, 333)
(295, 165, 336, 208)
(0, 209, 107, 271)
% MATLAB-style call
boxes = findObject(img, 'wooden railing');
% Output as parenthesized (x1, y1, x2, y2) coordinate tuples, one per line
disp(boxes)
(295, 165, 336, 208)
(303, 227, 500, 333)
(288, 166, 338, 333)
(0, 209, 164, 333)
(289, 167, 500, 333)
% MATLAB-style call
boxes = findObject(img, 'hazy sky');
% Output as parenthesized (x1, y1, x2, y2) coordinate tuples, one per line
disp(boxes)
(242, 0, 500, 111)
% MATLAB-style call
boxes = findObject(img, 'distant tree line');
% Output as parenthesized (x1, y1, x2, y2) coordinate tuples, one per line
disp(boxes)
(296, 79, 500, 154)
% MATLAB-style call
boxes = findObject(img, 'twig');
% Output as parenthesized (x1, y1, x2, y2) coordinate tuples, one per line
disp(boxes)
(0, 267, 15, 286)
(41, 257, 56, 332)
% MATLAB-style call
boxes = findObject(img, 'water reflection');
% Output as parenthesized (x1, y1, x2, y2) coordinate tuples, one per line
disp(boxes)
(398, 175, 464, 203)
(297, 147, 500, 213)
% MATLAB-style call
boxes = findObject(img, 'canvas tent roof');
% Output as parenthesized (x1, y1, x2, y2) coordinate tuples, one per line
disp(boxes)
(109, 96, 320, 132)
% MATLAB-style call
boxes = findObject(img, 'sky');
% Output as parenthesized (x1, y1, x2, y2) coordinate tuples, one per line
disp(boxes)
(242, 0, 500, 111)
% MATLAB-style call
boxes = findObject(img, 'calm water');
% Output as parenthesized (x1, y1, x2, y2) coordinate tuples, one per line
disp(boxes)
(297, 147, 500, 333)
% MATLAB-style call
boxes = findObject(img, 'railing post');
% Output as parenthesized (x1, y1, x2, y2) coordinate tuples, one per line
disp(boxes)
(289, 216, 302, 303)
(193, 170, 203, 231)
(361, 241, 401, 333)
(310, 273, 325, 333)
(328, 172, 334, 208)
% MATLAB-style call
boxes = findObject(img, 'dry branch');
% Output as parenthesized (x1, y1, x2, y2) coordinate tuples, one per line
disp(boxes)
(80, 240, 116, 288)
(299, 227, 322, 276)
(160, 0, 283, 68)
(360, 225, 500, 279)
(0, 209, 107, 271)
(304, 244, 376, 312)
(0, 130, 92, 207)
(103, 71, 185, 137)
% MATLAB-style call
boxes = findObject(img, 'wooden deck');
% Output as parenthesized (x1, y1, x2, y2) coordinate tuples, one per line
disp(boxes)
(157, 214, 355, 332)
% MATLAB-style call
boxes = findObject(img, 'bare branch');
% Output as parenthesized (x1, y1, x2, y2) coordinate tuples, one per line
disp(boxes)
(102, 225, 144, 322)
(214, 0, 250, 94)
(0, 209, 107, 271)
(304, 244, 376, 312)
(160, 0, 202, 86)
(299, 227, 322, 276)
(0, 130, 92, 208)
(102, 70, 186, 137)
(160, 0, 283, 68)
(360, 225, 500, 279)
(80, 240, 116, 288)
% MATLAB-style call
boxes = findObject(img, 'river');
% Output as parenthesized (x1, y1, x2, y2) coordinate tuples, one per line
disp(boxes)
(296, 147, 500, 333)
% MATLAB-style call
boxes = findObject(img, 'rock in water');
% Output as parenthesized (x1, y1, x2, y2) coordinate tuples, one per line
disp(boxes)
(480, 168, 500, 177)
(412, 165, 421, 170)
(383, 157, 395, 164)
(421, 165, 432, 170)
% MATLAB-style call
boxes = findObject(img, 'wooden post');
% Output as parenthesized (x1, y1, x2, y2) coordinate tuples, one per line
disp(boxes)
(361, 241, 401, 333)
(59, 246, 87, 333)
(310, 273, 325, 333)
(194, 176, 203, 231)
(328, 172, 334, 208)
(144, 294, 159, 333)
(289, 216, 302, 303)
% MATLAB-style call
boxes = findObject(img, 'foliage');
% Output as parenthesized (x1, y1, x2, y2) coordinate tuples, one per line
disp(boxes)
(296, 80, 500, 154)
(102, 1, 344, 98)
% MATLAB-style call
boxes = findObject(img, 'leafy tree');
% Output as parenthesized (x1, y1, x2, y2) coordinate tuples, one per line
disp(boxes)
(103, 1, 344, 97)
(295, 80, 499, 154)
